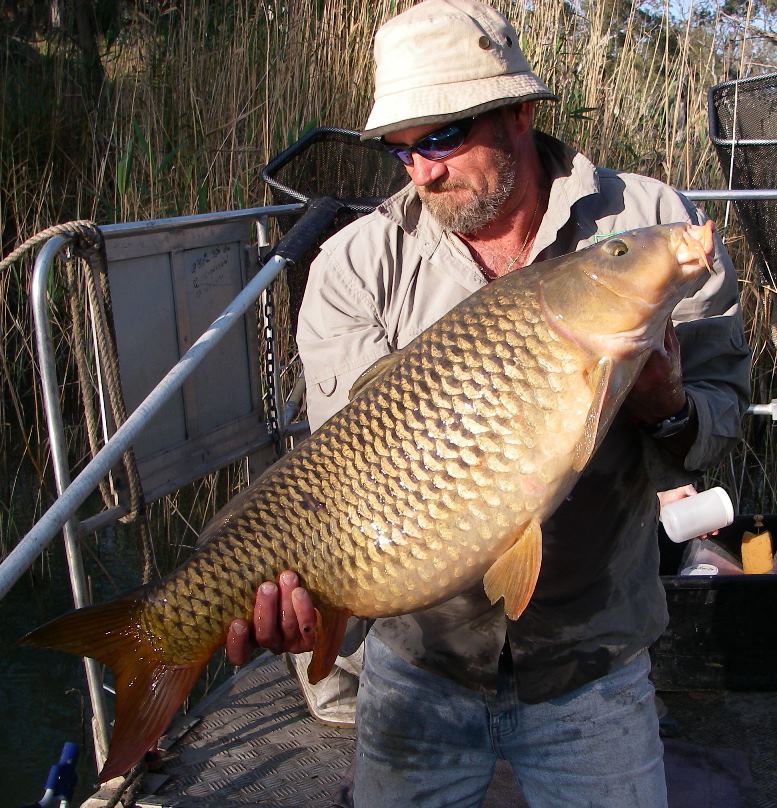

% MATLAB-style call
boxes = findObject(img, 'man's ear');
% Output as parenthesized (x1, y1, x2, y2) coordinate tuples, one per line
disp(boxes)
(499, 102, 535, 139)
(515, 101, 536, 134)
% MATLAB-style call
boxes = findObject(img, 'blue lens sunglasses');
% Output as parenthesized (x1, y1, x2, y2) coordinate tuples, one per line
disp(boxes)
(383, 117, 478, 166)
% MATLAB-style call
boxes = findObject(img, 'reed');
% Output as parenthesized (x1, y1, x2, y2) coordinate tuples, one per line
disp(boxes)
(0, 0, 773, 570)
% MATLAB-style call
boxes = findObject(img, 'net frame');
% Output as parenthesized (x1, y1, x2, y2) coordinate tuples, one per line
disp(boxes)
(709, 72, 777, 288)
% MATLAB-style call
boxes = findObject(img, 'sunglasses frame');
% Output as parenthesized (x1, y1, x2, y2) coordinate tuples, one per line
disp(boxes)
(382, 116, 479, 166)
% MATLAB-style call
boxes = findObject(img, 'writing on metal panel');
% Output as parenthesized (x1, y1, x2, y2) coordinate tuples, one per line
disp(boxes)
(189, 245, 235, 298)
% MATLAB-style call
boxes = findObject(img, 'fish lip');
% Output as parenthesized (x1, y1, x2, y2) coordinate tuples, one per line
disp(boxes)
(669, 221, 714, 277)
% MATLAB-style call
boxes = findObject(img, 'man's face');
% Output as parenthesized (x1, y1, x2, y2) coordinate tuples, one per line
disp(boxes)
(384, 113, 518, 234)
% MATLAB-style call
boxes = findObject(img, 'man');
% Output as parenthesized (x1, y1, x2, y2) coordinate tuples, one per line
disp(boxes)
(227, 1, 751, 805)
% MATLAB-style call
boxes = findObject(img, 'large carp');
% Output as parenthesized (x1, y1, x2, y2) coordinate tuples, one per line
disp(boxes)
(22, 221, 714, 780)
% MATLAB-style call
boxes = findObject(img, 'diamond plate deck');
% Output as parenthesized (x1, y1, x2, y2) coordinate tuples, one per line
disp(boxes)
(138, 653, 355, 807)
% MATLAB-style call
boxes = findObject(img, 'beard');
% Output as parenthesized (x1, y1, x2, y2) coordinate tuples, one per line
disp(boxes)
(418, 123, 517, 235)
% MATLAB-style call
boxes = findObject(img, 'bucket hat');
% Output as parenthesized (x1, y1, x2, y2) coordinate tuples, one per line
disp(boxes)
(362, 0, 557, 139)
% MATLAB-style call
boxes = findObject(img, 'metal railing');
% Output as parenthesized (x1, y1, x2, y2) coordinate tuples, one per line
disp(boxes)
(1, 203, 305, 766)
(683, 189, 777, 201)
(1, 204, 305, 601)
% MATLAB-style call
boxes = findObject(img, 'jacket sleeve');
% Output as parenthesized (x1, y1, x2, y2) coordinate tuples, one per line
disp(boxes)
(296, 247, 391, 433)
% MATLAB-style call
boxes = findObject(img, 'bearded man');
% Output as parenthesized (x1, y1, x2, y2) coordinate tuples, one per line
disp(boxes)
(227, 2, 750, 805)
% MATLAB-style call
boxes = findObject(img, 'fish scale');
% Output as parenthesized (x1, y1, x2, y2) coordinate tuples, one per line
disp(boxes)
(20, 222, 714, 781)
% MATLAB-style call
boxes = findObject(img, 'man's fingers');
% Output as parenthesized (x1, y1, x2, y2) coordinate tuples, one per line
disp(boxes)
(657, 484, 697, 508)
(226, 618, 253, 666)
(279, 571, 303, 645)
(291, 586, 318, 651)
(234, 572, 317, 657)
(254, 581, 282, 651)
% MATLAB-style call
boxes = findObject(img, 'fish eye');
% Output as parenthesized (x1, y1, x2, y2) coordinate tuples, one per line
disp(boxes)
(605, 239, 629, 257)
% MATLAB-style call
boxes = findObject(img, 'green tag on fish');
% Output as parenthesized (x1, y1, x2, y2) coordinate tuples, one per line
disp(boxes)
(592, 231, 627, 243)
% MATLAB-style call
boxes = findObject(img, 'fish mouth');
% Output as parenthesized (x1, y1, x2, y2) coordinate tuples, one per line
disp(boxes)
(672, 220, 714, 274)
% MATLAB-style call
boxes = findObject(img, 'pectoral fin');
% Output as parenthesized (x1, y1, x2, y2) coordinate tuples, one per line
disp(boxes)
(349, 353, 401, 400)
(573, 358, 612, 472)
(307, 604, 353, 684)
(483, 518, 542, 620)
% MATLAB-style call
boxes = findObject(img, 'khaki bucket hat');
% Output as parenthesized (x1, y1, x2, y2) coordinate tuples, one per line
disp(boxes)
(362, 0, 557, 139)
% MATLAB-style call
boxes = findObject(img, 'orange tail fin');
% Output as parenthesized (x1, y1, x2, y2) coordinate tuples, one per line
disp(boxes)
(20, 596, 207, 781)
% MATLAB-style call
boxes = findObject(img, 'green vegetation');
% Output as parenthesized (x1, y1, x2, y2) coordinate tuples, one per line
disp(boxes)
(0, 0, 775, 568)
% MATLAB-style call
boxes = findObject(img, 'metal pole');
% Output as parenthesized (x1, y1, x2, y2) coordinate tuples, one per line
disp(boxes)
(747, 402, 777, 419)
(0, 252, 289, 600)
(95, 203, 301, 239)
(682, 189, 777, 201)
(28, 235, 111, 767)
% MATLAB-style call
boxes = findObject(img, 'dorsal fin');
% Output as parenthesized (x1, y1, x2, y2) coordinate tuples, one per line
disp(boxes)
(348, 352, 402, 400)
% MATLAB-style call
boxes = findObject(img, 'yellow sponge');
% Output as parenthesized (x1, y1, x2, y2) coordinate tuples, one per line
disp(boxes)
(741, 528, 774, 574)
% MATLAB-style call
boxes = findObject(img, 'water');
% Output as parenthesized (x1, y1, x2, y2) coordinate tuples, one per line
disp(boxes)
(1, 527, 143, 806)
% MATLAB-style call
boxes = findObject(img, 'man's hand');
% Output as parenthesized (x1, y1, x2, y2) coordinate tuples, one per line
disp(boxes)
(226, 571, 317, 666)
(657, 483, 698, 510)
(625, 320, 686, 426)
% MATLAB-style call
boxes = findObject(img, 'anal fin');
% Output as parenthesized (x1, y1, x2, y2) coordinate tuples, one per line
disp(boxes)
(307, 604, 352, 684)
(483, 518, 542, 620)
(106, 657, 206, 781)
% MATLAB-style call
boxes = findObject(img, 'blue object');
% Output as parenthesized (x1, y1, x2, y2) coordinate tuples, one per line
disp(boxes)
(23, 742, 79, 807)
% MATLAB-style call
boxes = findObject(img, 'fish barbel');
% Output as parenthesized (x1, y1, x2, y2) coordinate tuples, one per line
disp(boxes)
(21, 221, 714, 780)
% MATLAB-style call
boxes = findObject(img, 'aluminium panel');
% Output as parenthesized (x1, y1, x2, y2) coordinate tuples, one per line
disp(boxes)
(101, 219, 268, 499)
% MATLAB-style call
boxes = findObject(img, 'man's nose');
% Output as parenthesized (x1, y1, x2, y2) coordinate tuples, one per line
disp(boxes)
(406, 153, 448, 186)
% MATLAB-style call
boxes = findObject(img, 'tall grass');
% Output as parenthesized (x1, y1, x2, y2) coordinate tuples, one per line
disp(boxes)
(0, 0, 774, 567)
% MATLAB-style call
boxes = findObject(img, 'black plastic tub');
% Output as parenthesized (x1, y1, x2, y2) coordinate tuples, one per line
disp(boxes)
(651, 514, 777, 691)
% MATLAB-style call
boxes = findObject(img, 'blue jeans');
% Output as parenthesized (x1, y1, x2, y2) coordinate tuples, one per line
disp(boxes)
(353, 636, 667, 808)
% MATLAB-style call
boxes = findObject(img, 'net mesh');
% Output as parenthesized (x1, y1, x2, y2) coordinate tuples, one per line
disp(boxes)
(710, 72, 777, 288)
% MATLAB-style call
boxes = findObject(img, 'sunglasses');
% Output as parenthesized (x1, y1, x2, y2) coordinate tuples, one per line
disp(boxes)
(383, 117, 478, 166)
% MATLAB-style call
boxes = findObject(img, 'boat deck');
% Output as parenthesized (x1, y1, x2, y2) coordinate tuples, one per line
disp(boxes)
(80, 652, 777, 807)
(660, 689, 777, 807)
(134, 654, 357, 807)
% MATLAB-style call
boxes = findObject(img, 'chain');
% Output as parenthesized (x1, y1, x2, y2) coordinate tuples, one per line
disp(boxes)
(263, 284, 283, 458)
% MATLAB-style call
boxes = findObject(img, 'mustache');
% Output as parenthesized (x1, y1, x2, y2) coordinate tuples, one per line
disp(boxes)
(420, 178, 473, 194)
